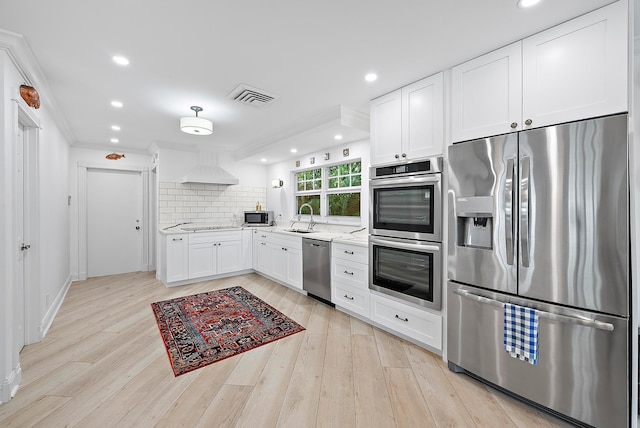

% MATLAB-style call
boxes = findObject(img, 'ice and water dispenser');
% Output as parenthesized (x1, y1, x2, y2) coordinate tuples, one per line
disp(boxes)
(455, 196, 493, 250)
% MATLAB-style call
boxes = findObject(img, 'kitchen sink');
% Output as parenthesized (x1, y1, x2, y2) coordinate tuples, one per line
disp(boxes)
(284, 229, 316, 234)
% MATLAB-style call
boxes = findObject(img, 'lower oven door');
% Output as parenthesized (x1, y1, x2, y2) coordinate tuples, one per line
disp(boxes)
(447, 281, 628, 428)
(369, 235, 441, 310)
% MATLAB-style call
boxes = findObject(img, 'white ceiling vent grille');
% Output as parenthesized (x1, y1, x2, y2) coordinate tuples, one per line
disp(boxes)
(227, 83, 278, 107)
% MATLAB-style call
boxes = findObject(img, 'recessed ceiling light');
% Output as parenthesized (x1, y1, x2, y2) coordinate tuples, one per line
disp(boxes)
(334, 134, 343, 140)
(110, 138, 119, 143)
(260, 158, 267, 162)
(111, 100, 123, 108)
(111, 125, 121, 131)
(112, 56, 129, 66)
(290, 148, 297, 153)
(365, 73, 378, 82)
(517, 0, 541, 8)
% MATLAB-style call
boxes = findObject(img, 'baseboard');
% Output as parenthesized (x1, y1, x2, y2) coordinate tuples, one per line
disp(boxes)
(0, 364, 22, 404)
(40, 275, 72, 338)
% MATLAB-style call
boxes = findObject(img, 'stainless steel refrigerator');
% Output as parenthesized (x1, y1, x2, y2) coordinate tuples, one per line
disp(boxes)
(447, 113, 629, 428)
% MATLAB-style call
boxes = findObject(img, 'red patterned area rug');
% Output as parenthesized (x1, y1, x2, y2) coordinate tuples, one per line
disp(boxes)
(151, 286, 305, 376)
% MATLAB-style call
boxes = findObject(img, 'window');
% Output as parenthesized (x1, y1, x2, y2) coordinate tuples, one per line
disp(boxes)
(294, 160, 361, 220)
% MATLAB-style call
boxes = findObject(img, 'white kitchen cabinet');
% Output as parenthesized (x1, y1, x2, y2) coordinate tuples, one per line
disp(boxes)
(331, 242, 369, 318)
(521, 1, 627, 130)
(241, 229, 253, 270)
(188, 231, 242, 279)
(451, 42, 522, 142)
(252, 230, 303, 290)
(369, 292, 442, 351)
(371, 73, 443, 165)
(162, 234, 188, 282)
(451, 1, 627, 143)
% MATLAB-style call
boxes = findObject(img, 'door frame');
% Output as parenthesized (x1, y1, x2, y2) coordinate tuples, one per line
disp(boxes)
(77, 162, 150, 280)
(14, 100, 41, 346)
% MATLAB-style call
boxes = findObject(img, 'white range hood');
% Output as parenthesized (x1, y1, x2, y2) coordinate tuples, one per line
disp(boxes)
(181, 152, 239, 185)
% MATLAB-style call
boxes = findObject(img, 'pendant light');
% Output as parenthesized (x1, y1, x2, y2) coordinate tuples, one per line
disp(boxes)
(180, 106, 213, 135)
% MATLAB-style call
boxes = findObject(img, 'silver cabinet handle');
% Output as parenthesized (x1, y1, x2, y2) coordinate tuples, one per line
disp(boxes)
(344, 250, 354, 255)
(282, 247, 288, 251)
(172, 238, 183, 241)
(344, 294, 354, 300)
(261, 242, 267, 246)
(395, 314, 409, 322)
(21, 244, 30, 251)
(520, 157, 530, 267)
(394, 154, 400, 159)
(453, 288, 615, 331)
(510, 122, 518, 129)
(261, 235, 267, 238)
(401, 153, 406, 158)
(344, 270, 354, 275)
(525, 119, 533, 126)
(505, 158, 515, 266)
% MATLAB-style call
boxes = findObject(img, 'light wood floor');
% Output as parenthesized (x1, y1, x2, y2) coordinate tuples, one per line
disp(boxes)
(0, 271, 574, 428)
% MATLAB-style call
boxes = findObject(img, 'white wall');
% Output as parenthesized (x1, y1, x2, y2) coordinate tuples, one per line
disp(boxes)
(266, 139, 370, 227)
(0, 47, 71, 403)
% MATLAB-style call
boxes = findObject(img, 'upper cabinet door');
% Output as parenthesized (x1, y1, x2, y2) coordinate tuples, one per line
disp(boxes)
(370, 90, 402, 165)
(401, 73, 444, 159)
(522, 1, 627, 130)
(451, 42, 522, 143)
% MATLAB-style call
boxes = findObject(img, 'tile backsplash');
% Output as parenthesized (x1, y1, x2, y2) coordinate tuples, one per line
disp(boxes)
(158, 182, 266, 226)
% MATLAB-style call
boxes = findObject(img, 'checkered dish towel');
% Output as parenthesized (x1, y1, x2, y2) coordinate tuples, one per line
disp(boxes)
(503, 303, 539, 365)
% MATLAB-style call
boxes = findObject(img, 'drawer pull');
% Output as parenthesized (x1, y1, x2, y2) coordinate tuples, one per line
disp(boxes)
(343, 294, 354, 300)
(395, 314, 409, 322)
(172, 238, 183, 241)
(344, 270, 354, 275)
(344, 250, 354, 255)
(261, 242, 267, 246)
(261, 235, 267, 238)
(282, 247, 288, 251)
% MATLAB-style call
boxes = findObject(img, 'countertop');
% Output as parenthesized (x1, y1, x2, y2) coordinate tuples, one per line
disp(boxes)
(160, 223, 369, 247)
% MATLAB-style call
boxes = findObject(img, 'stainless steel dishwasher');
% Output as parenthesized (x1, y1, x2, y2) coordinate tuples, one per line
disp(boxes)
(302, 238, 333, 306)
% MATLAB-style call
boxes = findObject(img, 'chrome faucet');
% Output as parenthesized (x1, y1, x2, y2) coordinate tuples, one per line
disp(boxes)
(298, 203, 315, 230)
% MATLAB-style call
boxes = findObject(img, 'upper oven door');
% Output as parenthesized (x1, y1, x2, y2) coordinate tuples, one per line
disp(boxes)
(370, 174, 442, 241)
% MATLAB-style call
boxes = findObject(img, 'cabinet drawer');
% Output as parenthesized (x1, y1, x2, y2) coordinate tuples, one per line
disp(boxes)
(369, 293, 442, 350)
(333, 282, 369, 318)
(332, 242, 368, 264)
(189, 231, 240, 244)
(332, 258, 367, 289)
(270, 232, 302, 250)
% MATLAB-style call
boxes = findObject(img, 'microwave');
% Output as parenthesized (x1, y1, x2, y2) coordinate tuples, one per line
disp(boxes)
(244, 210, 274, 226)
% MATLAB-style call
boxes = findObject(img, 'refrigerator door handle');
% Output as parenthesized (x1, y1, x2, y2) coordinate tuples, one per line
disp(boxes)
(453, 288, 615, 331)
(520, 157, 530, 267)
(505, 158, 515, 265)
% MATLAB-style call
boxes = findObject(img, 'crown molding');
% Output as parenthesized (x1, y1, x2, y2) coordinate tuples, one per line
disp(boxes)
(0, 29, 76, 144)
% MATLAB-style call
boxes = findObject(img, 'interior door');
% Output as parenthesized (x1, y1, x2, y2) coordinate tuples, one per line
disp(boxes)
(518, 115, 629, 316)
(87, 168, 143, 277)
(15, 125, 26, 352)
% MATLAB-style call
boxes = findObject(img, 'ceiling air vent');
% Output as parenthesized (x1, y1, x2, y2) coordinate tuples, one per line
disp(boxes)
(227, 83, 278, 107)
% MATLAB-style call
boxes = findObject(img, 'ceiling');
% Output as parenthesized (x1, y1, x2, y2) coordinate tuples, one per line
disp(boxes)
(0, 0, 618, 164)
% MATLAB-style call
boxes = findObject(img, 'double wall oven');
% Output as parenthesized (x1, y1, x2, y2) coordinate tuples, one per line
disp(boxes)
(369, 157, 443, 310)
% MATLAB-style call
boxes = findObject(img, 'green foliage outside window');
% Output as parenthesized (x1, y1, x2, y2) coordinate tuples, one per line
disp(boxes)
(296, 195, 320, 215)
(328, 193, 361, 217)
(297, 168, 322, 191)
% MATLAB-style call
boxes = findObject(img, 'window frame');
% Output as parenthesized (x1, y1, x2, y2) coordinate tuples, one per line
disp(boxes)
(293, 159, 362, 224)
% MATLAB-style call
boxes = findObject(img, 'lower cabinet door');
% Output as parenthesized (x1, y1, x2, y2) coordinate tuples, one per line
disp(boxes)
(217, 240, 242, 274)
(188, 243, 216, 279)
